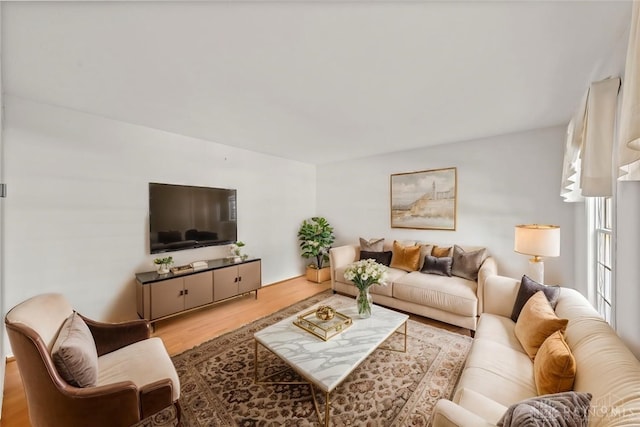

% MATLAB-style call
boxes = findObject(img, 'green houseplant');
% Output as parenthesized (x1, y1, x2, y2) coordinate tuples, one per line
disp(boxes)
(297, 217, 335, 282)
(153, 256, 173, 274)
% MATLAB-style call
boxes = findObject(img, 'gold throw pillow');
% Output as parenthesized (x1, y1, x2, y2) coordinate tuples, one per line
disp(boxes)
(534, 330, 577, 395)
(515, 291, 568, 360)
(431, 246, 452, 258)
(390, 241, 421, 272)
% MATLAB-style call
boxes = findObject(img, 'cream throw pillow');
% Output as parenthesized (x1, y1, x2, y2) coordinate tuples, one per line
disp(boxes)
(514, 291, 568, 360)
(359, 237, 384, 252)
(534, 330, 577, 395)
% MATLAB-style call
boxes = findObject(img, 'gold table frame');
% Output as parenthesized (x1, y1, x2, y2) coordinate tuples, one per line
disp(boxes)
(254, 320, 407, 426)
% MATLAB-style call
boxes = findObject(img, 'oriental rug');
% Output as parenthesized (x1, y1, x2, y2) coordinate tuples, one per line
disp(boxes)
(141, 291, 472, 426)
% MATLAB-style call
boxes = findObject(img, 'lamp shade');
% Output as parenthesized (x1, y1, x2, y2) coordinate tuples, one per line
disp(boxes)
(514, 224, 560, 258)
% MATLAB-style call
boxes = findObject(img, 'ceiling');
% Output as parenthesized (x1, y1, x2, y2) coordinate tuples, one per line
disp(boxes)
(3, 1, 632, 165)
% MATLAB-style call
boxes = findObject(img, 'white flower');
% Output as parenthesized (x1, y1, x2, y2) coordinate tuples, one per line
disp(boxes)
(344, 259, 388, 291)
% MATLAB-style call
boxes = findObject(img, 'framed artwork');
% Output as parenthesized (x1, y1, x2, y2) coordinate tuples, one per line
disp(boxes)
(390, 167, 457, 230)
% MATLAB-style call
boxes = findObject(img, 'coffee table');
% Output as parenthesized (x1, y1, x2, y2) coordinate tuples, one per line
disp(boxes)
(254, 302, 408, 426)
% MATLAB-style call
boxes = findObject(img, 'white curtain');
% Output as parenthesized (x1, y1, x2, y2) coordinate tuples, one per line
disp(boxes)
(618, 0, 640, 179)
(561, 77, 620, 201)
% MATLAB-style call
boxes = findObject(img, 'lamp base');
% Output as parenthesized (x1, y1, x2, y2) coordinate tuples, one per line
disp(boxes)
(527, 259, 545, 284)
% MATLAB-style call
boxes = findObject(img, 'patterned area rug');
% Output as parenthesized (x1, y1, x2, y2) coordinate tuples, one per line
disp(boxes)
(142, 290, 472, 426)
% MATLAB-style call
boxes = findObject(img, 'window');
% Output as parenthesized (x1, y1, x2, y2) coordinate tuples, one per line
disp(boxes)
(592, 197, 613, 324)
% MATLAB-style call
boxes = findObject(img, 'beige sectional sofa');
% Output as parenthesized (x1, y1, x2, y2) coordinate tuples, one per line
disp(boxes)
(329, 240, 497, 331)
(432, 274, 640, 426)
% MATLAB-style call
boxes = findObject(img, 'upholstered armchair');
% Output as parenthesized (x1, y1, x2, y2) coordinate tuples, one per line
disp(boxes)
(5, 293, 180, 427)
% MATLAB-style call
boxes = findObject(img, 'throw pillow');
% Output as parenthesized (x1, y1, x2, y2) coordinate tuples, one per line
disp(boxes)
(359, 237, 384, 252)
(51, 312, 99, 387)
(514, 291, 569, 360)
(431, 246, 452, 258)
(450, 245, 488, 281)
(511, 275, 561, 322)
(497, 391, 592, 427)
(420, 255, 453, 277)
(390, 240, 421, 272)
(418, 244, 435, 269)
(359, 250, 393, 266)
(534, 330, 577, 395)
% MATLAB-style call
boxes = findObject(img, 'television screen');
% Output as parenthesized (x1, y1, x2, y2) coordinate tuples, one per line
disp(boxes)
(149, 183, 237, 254)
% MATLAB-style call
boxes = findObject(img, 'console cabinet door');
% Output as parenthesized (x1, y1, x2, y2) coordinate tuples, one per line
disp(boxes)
(151, 277, 185, 319)
(238, 261, 261, 293)
(184, 271, 214, 310)
(213, 266, 239, 301)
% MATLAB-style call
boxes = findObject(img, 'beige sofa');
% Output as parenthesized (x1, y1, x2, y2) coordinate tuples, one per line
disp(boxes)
(329, 241, 497, 331)
(431, 275, 640, 426)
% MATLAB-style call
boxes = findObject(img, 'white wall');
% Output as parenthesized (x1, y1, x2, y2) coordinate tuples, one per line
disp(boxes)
(317, 125, 575, 286)
(2, 96, 316, 323)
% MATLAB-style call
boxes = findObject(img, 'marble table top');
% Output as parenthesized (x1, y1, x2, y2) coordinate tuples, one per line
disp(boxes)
(254, 300, 409, 393)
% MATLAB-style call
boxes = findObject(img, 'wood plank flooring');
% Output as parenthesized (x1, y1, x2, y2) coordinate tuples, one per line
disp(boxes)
(1, 276, 469, 427)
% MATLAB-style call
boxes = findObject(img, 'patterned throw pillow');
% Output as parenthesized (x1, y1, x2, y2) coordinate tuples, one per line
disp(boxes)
(498, 391, 592, 427)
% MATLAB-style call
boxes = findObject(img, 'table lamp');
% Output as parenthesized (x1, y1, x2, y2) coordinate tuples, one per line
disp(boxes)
(514, 224, 560, 284)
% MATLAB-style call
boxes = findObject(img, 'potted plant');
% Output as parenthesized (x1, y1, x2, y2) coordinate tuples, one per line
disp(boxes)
(153, 256, 173, 274)
(297, 217, 335, 283)
(228, 241, 247, 262)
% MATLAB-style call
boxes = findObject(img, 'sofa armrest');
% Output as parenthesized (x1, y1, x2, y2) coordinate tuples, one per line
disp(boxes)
(432, 399, 497, 427)
(79, 314, 151, 356)
(482, 275, 521, 317)
(476, 256, 498, 314)
(329, 245, 359, 287)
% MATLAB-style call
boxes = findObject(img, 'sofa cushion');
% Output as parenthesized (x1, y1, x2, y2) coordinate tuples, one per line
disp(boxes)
(497, 391, 592, 427)
(534, 330, 576, 395)
(359, 237, 384, 252)
(359, 250, 392, 266)
(515, 291, 568, 360)
(97, 337, 181, 401)
(51, 312, 99, 388)
(511, 275, 561, 322)
(420, 255, 452, 277)
(451, 245, 488, 281)
(456, 338, 537, 407)
(390, 241, 421, 272)
(432, 245, 452, 257)
(393, 272, 477, 317)
(474, 313, 524, 352)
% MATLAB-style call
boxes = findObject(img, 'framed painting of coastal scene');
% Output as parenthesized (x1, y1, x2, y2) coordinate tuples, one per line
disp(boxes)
(390, 167, 457, 230)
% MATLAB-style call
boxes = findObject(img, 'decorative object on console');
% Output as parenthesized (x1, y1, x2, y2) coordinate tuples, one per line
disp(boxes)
(343, 258, 388, 318)
(514, 224, 560, 284)
(298, 216, 335, 283)
(153, 256, 174, 274)
(228, 241, 246, 261)
(390, 167, 457, 230)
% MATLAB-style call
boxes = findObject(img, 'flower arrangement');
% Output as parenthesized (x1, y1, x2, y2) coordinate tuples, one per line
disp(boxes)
(229, 241, 245, 257)
(153, 256, 173, 274)
(343, 259, 388, 317)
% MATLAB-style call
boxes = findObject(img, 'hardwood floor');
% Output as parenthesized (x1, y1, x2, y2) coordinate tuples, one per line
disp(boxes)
(1, 276, 469, 426)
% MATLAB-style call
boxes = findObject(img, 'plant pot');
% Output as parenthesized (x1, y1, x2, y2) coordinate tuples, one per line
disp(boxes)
(306, 266, 331, 283)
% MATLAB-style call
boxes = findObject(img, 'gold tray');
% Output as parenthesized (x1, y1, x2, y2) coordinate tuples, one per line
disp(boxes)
(293, 308, 352, 341)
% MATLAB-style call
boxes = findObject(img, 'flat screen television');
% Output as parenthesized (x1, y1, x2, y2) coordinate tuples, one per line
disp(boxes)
(149, 183, 237, 254)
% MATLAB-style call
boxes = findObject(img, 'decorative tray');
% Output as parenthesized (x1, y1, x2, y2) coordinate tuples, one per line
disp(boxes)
(293, 308, 352, 341)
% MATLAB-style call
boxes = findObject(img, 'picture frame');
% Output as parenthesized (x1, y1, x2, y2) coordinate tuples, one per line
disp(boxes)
(390, 167, 457, 230)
